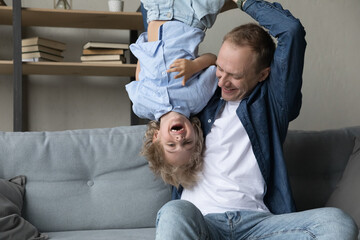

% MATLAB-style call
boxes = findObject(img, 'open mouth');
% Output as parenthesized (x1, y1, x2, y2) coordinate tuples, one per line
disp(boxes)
(222, 87, 234, 93)
(171, 124, 184, 133)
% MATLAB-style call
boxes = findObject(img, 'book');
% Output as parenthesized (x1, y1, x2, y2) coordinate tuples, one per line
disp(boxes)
(22, 52, 64, 62)
(22, 57, 47, 62)
(80, 54, 126, 62)
(22, 37, 66, 51)
(83, 41, 129, 50)
(81, 61, 124, 64)
(22, 45, 63, 56)
(82, 48, 125, 55)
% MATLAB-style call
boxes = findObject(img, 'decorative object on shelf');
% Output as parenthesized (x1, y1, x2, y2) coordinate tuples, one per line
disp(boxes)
(0, 0, 7, 6)
(108, 0, 124, 12)
(54, 0, 72, 10)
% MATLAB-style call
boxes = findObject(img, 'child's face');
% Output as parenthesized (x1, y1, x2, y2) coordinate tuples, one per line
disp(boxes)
(153, 112, 197, 167)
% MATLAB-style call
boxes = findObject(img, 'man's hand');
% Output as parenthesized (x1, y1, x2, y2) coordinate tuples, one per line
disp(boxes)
(167, 59, 196, 86)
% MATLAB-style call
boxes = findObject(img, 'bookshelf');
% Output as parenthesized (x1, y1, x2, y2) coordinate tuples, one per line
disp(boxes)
(0, 60, 137, 76)
(0, 6, 143, 29)
(0, 3, 143, 131)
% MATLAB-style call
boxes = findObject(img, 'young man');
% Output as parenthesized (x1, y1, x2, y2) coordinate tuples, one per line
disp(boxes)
(155, 0, 359, 239)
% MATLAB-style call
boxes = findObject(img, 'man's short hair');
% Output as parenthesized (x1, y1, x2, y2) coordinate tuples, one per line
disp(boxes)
(141, 117, 204, 189)
(224, 23, 276, 72)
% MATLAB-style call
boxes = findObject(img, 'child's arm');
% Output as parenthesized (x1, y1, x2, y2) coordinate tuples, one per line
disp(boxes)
(167, 53, 217, 86)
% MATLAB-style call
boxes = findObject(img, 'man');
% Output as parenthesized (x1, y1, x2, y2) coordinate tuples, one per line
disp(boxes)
(155, 0, 358, 239)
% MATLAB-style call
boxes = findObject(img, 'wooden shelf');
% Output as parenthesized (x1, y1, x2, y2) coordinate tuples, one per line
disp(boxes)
(0, 6, 143, 30)
(0, 60, 136, 76)
(1, 3, 142, 130)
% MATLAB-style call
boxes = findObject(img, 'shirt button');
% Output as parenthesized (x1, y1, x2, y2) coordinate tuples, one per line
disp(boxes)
(167, 12, 172, 18)
(162, 71, 167, 76)
(208, 119, 212, 123)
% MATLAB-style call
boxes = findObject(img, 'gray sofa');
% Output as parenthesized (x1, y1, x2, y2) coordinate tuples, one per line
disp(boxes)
(1, 125, 359, 239)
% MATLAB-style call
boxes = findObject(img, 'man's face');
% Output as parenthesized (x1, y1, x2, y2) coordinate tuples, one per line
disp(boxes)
(216, 40, 269, 101)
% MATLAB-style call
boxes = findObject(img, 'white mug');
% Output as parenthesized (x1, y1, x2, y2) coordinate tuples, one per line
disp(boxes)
(108, 0, 124, 12)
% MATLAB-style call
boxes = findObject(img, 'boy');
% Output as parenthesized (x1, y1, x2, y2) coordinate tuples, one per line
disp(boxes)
(125, 0, 233, 188)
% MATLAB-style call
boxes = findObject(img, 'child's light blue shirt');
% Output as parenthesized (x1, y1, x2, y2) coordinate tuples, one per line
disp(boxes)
(142, 0, 226, 30)
(125, 21, 217, 121)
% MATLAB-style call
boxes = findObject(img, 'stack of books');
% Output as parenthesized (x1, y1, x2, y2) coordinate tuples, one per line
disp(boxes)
(80, 41, 129, 64)
(22, 37, 66, 62)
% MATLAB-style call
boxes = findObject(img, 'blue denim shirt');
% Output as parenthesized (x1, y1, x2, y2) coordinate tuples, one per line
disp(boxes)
(125, 21, 217, 121)
(173, 0, 307, 215)
(141, 0, 226, 30)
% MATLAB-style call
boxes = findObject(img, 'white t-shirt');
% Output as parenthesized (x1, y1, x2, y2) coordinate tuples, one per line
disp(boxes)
(181, 101, 269, 215)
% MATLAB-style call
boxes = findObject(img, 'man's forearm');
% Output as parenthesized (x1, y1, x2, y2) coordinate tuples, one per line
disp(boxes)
(243, 0, 306, 121)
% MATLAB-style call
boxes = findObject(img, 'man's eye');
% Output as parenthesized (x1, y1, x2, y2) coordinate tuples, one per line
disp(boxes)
(233, 75, 243, 80)
(167, 143, 175, 147)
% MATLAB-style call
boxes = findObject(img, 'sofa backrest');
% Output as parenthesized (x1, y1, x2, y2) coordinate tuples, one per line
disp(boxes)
(284, 126, 360, 211)
(0, 125, 171, 232)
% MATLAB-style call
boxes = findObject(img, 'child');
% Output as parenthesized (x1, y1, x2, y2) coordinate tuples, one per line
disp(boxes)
(125, 0, 236, 188)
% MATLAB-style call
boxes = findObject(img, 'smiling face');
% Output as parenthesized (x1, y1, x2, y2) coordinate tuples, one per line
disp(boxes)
(153, 112, 197, 167)
(216, 40, 270, 102)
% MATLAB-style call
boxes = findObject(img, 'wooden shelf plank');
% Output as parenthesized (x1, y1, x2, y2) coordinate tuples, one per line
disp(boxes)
(0, 60, 136, 76)
(0, 6, 144, 30)
(0, 6, 12, 25)
(0, 60, 13, 74)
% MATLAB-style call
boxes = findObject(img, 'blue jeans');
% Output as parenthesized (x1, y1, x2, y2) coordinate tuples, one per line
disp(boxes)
(156, 200, 358, 240)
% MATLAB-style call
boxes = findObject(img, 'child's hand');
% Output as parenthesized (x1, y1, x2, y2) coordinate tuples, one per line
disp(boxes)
(167, 59, 196, 86)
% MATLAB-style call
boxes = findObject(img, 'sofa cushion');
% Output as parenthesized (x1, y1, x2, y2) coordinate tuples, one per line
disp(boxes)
(284, 128, 356, 211)
(0, 175, 47, 240)
(0, 125, 171, 232)
(326, 138, 360, 227)
(45, 228, 156, 240)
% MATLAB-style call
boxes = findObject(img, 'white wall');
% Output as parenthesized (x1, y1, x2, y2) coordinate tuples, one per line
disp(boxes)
(0, 24, 13, 131)
(1, 0, 359, 131)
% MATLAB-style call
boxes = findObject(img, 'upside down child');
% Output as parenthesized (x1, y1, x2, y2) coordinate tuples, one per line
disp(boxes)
(125, 0, 236, 188)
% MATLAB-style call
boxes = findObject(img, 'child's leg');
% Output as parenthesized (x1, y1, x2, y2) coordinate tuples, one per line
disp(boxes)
(147, 20, 167, 42)
(135, 61, 140, 81)
(136, 20, 167, 80)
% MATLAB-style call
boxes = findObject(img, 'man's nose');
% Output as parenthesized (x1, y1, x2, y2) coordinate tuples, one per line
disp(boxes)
(218, 73, 229, 87)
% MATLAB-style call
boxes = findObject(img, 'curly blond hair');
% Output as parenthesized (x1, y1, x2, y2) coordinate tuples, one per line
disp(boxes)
(141, 117, 204, 189)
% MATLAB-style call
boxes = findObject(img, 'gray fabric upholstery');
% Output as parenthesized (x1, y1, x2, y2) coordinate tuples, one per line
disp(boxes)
(284, 126, 360, 211)
(0, 175, 47, 240)
(326, 138, 360, 227)
(45, 228, 156, 240)
(0, 125, 171, 233)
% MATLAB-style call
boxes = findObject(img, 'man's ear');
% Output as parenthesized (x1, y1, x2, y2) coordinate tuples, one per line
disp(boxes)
(258, 67, 270, 82)
(152, 130, 159, 143)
